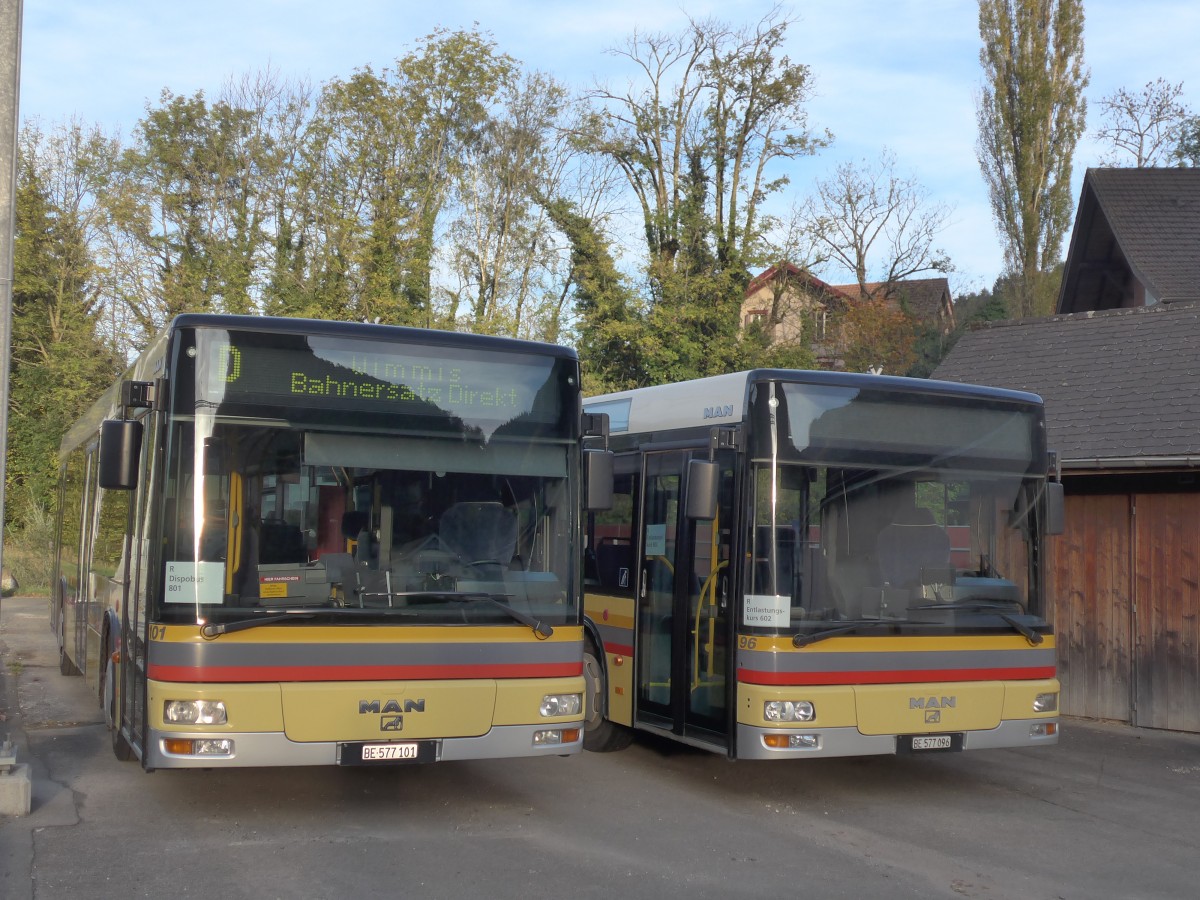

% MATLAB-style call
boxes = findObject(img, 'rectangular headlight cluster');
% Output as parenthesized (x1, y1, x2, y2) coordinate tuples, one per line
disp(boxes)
(163, 738, 234, 757)
(764, 700, 815, 722)
(164, 699, 228, 725)
(533, 728, 581, 746)
(540, 694, 582, 717)
(1033, 692, 1059, 713)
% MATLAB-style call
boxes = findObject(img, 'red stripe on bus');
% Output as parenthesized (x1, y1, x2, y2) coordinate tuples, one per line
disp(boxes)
(736, 666, 1056, 686)
(147, 662, 584, 683)
(602, 642, 634, 656)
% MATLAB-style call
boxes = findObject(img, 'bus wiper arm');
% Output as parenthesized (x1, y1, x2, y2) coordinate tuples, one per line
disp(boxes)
(200, 612, 316, 638)
(400, 591, 554, 639)
(999, 613, 1043, 645)
(905, 601, 1043, 646)
(792, 621, 894, 648)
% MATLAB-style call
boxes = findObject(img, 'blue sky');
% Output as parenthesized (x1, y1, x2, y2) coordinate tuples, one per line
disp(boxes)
(18, 0, 1200, 294)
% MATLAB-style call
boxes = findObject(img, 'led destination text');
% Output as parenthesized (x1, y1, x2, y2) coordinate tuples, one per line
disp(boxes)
(214, 343, 530, 412)
(290, 371, 520, 408)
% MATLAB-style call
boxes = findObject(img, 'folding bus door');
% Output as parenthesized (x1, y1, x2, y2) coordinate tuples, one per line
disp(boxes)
(636, 450, 733, 748)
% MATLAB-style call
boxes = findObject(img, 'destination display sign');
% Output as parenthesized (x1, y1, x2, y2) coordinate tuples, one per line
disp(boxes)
(193, 329, 566, 429)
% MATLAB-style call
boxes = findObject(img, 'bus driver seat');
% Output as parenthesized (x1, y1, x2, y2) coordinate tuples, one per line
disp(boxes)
(439, 502, 518, 573)
(875, 504, 951, 590)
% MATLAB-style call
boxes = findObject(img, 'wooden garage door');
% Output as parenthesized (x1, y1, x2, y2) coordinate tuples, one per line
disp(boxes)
(1133, 493, 1200, 732)
(1048, 494, 1133, 722)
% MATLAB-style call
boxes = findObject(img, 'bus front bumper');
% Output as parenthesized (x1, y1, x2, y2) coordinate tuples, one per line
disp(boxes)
(735, 717, 1060, 760)
(143, 721, 584, 769)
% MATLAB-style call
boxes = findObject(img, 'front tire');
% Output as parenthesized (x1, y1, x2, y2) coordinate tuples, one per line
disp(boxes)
(582, 640, 633, 752)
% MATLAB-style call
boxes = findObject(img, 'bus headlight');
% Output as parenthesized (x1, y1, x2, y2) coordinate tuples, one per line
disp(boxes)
(764, 700, 815, 722)
(164, 699, 228, 725)
(1033, 692, 1059, 713)
(540, 694, 582, 717)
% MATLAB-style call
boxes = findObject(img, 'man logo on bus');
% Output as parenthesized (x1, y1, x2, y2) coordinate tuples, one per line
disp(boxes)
(359, 698, 426, 714)
(704, 404, 734, 420)
(910, 696, 956, 710)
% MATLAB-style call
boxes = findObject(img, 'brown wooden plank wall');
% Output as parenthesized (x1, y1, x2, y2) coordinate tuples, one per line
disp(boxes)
(1047, 494, 1132, 721)
(1132, 493, 1200, 732)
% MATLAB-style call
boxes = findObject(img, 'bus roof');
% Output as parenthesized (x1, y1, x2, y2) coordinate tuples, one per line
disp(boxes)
(171, 314, 579, 361)
(584, 369, 1045, 436)
(60, 314, 579, 457)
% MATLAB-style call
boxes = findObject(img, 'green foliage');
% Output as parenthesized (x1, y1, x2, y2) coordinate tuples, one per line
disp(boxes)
(976, 0, 1088, 318)
(8, 131, 120, 532)
(542, 197, 645, 394)
(589, 10, 827, 384)
(1174, 115, 1200, 167)
(738, 318, 817, 371)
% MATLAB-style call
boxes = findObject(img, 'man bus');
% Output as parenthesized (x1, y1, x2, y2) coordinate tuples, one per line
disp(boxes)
(581, 369, 1063, 759)
(53, 314, 609, 769)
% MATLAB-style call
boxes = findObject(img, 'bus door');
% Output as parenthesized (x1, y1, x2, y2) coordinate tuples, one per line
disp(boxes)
(637, 450, 733, 747)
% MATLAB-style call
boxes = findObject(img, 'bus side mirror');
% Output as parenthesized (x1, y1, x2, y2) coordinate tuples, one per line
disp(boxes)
(585, 449, 614, 511)
(686, 460, 719, 520)
(1044, 481, 1064, 536)
(98, 419, 143, 491)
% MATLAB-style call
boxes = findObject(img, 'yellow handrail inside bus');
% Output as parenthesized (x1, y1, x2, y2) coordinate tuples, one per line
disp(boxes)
(691, 510, 726, 690)
(225, 472, 243, 594)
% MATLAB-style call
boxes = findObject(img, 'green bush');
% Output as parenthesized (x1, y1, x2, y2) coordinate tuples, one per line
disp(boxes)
(3, 493, 55, 597)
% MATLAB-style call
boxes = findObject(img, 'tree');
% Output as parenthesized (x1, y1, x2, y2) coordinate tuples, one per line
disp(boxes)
(587, 9, 828, 381)
(802, 149, 953, 301)
(106, 73, 308, 340)
(1094, 78, 1191, 167)
(446, 70, 575, 340)
(8, 123, 121, 529)
(975, 0, 1088, 318)
(542, 197, 646, 394)
(1175, 115, 1200, 167)
(838, 297, 918, 376)
(299, 29, 517, 326)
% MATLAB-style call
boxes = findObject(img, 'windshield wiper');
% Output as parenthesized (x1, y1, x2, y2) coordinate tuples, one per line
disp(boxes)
(905, 601, 1044, 645)
(908, 599, 1020, 611)
(398, 591, 554, 639)
(200, 611, 316, 638)
(792, 620, 896, 648)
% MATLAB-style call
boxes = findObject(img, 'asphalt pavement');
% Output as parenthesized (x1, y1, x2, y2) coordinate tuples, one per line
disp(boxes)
(5, 592, 1200, 900)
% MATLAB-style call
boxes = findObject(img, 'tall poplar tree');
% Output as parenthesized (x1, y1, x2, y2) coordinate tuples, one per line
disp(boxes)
(975, 0, 1088, 317)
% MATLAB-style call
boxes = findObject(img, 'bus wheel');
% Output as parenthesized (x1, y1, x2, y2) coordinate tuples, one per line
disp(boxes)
(58, 616, 79, 676)
(103, 651, 134, 762)
(583, 639, 633, 753)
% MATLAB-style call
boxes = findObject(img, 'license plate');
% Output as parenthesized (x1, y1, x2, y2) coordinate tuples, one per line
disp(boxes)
(911, 735, 953, 750)
(362, 742, 418, 760)
(340, 741, 434, 765)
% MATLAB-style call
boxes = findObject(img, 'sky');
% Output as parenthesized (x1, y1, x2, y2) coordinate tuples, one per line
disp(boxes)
(16, 0, 1200, 295)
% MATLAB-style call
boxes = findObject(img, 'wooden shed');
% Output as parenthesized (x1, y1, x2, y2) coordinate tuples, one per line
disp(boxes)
(934, 168, 1200, 732)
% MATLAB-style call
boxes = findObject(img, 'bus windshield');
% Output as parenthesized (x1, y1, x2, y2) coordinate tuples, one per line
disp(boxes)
(158, 325, 579, 627)
(745, 381, 1047, 634)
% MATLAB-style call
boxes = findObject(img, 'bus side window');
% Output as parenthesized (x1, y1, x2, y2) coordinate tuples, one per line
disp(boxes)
(590, 465, 636, 596)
